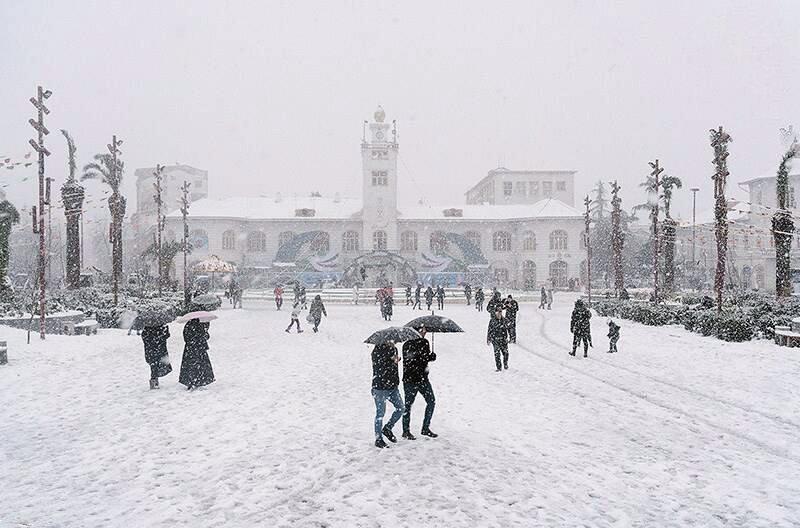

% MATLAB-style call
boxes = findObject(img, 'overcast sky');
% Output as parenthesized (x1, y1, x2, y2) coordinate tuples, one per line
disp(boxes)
(2, 0, 799, 222)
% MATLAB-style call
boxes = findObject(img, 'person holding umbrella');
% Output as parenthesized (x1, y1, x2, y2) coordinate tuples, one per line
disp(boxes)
(401, 326, 437, 439)
(487, 308, 510, 371)
(179, 314, 216, 390)
(371, 340, 405, 449)
(142, 323, 172, 390)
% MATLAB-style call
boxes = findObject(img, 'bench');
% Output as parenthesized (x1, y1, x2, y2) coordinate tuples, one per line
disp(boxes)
(774, 326, 800, 347)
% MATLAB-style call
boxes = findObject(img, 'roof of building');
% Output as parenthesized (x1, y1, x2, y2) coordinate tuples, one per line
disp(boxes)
(166, 196, 582, 221)
(740, 164, 800, 185)
(399, 198, 581, 220)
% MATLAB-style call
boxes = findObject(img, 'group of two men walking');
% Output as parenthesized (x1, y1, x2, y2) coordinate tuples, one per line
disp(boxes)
(371, 328, 437, 448)
(486, 292, 519, 372)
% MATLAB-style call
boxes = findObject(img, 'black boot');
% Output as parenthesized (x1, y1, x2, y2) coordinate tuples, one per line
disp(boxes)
(421, 428, 438, 438)
(375, 438, 389, 448)
(382, 425, 397, 443)
(402, 430, 416, 440)
(149, 379, 159, 390)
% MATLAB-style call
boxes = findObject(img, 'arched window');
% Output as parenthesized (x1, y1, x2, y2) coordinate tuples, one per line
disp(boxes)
(494, 267, 509, 285)
(342, 231, 359, 252)
(400, 231, 418, 251)
(549, 260, 568, 288)
(430, 231, 448, 255)
(522, 231, 536, 251)
(247, 231, 267, 252)
(278, 231, 295, 248)
(493, 231, 511, 252)
(310, 232, 330, 255)
(221, 230, 236, 250)
(522, 260, 537, 290)
(550, 230, 568, 250)
(373, 230, 387, 250)
(190, 229, 208, 250)
(465, 231, 481, 250)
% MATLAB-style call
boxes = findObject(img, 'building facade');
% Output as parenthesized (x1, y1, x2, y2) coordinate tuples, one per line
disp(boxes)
(465, 168, 576, 206)
(165, 107, 586, 290)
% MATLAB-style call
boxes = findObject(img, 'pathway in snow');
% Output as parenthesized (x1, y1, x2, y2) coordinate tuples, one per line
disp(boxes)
(1, 295, 799, 527)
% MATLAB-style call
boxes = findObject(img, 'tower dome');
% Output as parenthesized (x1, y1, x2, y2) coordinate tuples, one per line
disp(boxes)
(374, 105, 386, 123)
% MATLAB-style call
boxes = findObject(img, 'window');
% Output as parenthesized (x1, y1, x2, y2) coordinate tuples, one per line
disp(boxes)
(373, 230, 387, 250)
(278, 231, 295, 248)
(503, 182, 513, 196)
(247, 231, 267, 252)
(550, 230, 568, 250)
(310, 232, 330, 255)
(494, 268, 509, 284)
(790, 186, 797, 209)
(542, 181, 553, 197)
(755, 190, 763, 205)
(530, 181, 539, 196)
(465, 231, 481, 250)
(522, 260, 537, 290)
(400, 231, 418, 251)
(493, 231, 511, 252)
(557, 181, 566, 191)
(342, 231, 359, 252)
(549, 260, 568, 288)
(522, 231, 536, 251)
(515, 181, 527, 195)
(221, 230, 236, 250)
(372, 170, 388, 186)
(189, 229, 208, 250)
(430, 231, 448, 254)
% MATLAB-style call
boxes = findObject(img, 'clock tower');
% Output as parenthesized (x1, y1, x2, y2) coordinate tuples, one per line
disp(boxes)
(361, 105, 399, 251)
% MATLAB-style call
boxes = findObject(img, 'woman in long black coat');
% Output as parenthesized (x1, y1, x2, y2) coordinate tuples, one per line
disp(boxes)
(179, 318, 215, 390)
(142, 325, 172, 389)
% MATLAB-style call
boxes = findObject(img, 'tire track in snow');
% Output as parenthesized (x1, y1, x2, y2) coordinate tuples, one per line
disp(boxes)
(515, 309, 800, 466)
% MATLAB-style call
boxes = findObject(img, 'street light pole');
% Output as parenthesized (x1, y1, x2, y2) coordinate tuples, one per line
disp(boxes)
(153, 164, 165, 296)
(649, 159, 664, 305)
(28, 85, 52, 340)
(180, 180, 192, 306)
(584, 195, 592, 306)
(690, 187, 699, 287)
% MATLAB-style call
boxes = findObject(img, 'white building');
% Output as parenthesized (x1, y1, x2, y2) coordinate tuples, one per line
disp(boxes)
(165, 107, 586, 290)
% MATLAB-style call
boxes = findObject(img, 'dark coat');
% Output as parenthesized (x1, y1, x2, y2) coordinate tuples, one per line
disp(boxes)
(382, 295, 394, 315)
(608, 321, 620, 338)
(487, 294, 504, 315)
(179, 319, 215, 388)
(402, 337, 436, 384)
(309, 298, 327, 321)
(436, 286, 445, 300)
(505, 299, 519, 319)
(415, 286, 422, 300)
(424, 287, 434, 303)
(464, 285, 472, 296)
(475, 289, 485, 303)
(570, 305, 592, 336)
(142, 325, 172, 377)
(487, 316, 509, 346)
(371, 343, 399, 390)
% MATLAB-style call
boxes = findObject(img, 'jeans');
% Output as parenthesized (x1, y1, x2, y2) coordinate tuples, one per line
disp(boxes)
(437, 298, 444, 310)
(286, 318, 301, 332)
(276, 297, 283, 310)
(372, 388, 405, 440)
(492, 342, 508, 369)
(403, 381, 435, 432)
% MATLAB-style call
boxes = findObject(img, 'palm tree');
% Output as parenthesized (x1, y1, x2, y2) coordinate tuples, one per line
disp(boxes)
(660, 174, 682, 292)
(81, 153, 125, 298)
(0, 200, 20, 293)
(773, 141, 798, 297)
(61, 130, 85, 289)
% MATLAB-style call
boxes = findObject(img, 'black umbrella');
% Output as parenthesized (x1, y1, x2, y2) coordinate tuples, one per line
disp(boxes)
(364, 326, 422, 345)
(135, 310, 176, 327)
(404, 314, 464, 352)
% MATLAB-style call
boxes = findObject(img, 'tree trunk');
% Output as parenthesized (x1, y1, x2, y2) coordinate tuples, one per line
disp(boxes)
(714, 193, 727, 312)
(62, 180, 85, 289)
(108, 193, 126, 303)
(774, 212, 794, 296)
(611, 203, 624, 295)
(662, 218, 676, 293)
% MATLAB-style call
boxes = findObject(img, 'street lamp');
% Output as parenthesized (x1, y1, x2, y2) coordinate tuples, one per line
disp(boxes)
(691, 187, 699, 288)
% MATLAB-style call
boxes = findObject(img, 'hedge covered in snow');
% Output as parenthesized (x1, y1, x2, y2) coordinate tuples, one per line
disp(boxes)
(593, 293, 800, 342)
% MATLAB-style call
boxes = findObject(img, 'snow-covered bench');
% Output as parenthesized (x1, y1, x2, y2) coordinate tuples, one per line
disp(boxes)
(64, 319, 99, 336)
(774, 326, 800, 347)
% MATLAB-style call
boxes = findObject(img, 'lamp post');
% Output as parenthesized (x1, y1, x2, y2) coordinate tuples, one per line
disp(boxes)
(690, 187, 699, 287)
(152, 165, 165, 295)
(180, 180, 192, 306)
(584, 195, 592, 306)
(28, 85, 52, 340)
(649, 159, 664, 304)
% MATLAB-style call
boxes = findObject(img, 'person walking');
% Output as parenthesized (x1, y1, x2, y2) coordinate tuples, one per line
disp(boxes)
(487, 309, 510, 371)
(546, 287, 554, 310)
(486, 290, 504, 316)
(142, 324, 172, 389)
(570, 299, 592, 357)
(435, 285, 445, 310)
(475, 287, 485, 312)
(464, 283, 472, 305)
(309, 295, 327, 333)
(293, 282, 301, 305)
(413, 283, 422, 310)
(377, 287, 386, 319)
(607, 320, 620, 353)
(424, 286, 434, 311)
(371, 341, 405, 448)
(179, 318, 215, 390)
(299, 285, 307, 310)
(352, 283, 360, 305)
(402, 327, 437, 440)
(285, 303, 303, 333)
(539, 286, 547, 309)
(382, 293, 394, 321)
(504, 295, 519, 343)
(405, 285, 412, 306)
(274, 285, 284, 310)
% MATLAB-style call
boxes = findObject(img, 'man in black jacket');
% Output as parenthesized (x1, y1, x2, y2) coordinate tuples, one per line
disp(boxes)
(504, 295, 519, 343)
(487, 309, 510, 371)
(401, 328, 438, 440)
(412, 283, 422, 310)
(570, 299, 592, 357)
(486, 290, 504, 317)
(436, 285, 445, 310)
(371, 342, 405, 448)
(424, 286, 434, 310)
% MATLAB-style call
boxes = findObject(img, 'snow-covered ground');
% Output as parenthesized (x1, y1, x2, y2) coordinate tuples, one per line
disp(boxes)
(2, 293, 800, 527)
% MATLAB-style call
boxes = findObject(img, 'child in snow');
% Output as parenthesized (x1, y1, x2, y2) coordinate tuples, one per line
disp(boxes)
(286, 304, 303, 333)
(607, 320, 620, 353)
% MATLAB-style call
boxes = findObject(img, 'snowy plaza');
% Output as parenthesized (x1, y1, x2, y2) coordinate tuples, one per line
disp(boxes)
(2, 295, 799, 527)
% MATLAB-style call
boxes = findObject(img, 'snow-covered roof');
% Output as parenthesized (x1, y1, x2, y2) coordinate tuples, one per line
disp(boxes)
(740, 164, 800, 185)
(398, 198, 582, 220)
(166, 196, 363, 220)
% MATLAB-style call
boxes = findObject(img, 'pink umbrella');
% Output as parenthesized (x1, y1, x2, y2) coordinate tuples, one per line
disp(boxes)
(176, 311, 219, 323)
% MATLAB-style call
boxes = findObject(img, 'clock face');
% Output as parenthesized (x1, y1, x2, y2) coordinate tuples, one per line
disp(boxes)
(376, 131, 384, 140)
